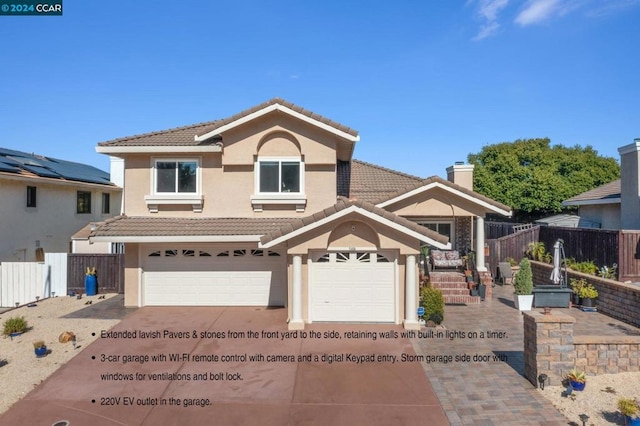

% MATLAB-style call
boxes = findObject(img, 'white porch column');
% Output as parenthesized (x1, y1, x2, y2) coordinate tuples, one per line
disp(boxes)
(476, 216, 487, 272)
(289, 255, 304, 330)
(403, 254, 421, 330)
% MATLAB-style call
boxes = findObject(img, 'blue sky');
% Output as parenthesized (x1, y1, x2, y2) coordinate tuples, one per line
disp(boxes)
(1, 0, 638, 178)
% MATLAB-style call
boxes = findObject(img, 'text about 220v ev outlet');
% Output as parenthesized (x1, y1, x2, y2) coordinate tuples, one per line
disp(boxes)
(90, 326, 510, 409)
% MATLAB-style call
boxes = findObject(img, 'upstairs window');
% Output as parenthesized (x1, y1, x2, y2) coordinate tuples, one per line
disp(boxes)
(258, 159, 301, 193)
(102, 193, 111, 214)
(26, 186, 37, 208)
(155, 160, 198, 194)
(77, 191, 91, 214)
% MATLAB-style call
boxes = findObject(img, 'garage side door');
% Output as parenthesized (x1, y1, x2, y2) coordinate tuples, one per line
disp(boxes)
(310, 252, 395, 322)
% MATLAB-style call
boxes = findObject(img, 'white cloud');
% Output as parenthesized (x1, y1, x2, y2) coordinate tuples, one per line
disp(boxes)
(515, 0, 563, 26)
(471, 0, 510, 40)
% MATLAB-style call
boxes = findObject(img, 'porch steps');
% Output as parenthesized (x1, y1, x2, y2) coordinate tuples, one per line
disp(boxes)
(428, 271, 482, 305)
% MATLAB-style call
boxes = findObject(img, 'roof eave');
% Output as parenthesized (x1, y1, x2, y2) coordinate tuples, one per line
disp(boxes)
(562, 198, 621, 207)
(376, 182, 512, 217)
(90, 235, 263, 243)
(194, 103, 360, 143)
(260, 205, 450, 250)
(96, 145, 223, 155)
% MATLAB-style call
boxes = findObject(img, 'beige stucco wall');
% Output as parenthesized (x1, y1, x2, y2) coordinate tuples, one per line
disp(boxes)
(0, 176, 121, 262)
(578, 204, 621, 230)
(123, 243, 140, 307)
(120, 114, 343, 217)
(384, 187, 485, 218)
(282, 215, 420, 324)
(72, 239, 112, 254)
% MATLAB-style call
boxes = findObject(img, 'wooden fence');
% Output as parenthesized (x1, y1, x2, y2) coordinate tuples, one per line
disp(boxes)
(619, 231, 640, 282)
(67, 254, 124, 294)
(486, 226, 540, 276)
(487, 226, 640, 283)
(538, 226, 619, 267)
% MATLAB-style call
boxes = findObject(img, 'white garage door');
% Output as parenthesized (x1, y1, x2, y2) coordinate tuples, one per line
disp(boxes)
(310, 252, 395, 323)
(143, 247, 286, 306)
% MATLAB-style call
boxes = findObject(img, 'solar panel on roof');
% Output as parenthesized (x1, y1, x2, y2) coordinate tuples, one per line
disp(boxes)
(21, 165, 62, 178)
(0, 162, 20, 173)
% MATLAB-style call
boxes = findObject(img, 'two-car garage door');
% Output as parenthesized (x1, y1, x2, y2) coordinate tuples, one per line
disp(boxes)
(309, 252, 396, 323)
(143, 247, 286, 306)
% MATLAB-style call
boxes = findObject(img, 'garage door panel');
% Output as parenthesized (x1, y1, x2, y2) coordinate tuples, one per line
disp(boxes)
(310, 259, 395, 323)
(143, 250, 286, 307)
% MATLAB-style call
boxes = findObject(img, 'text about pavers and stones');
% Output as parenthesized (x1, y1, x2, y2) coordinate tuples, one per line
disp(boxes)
(90, 328, 510, 408)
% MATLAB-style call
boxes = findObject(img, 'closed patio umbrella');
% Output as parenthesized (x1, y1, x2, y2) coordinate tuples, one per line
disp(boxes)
(549, 239, 565, 286)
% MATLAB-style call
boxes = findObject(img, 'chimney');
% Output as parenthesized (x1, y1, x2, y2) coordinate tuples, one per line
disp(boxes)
(446, 162, 475, 191)
(618, 139, 640, 230)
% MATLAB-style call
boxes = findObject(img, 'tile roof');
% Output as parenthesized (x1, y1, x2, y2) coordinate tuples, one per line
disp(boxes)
(90, 216, 295, 238)
(0, 147, 114, 186)
(259, 197, 449, 246)
(97, 98, 357, 148)
(563, 179, 621, 206)
(97, 121, 221, 147)
(340, 159, 424, 203)
(196, 98, 358, 139)
(341, 159, 511, 213)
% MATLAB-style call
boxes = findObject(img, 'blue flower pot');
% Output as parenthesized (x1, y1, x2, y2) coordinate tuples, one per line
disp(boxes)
(570, 380, 585, 391)
(34, 346, 47, 357)
(626, 416, 640, 426)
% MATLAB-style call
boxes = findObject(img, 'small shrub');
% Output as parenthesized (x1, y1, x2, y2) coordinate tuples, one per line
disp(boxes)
(428, 312, 444, 325)
(569, 278, 586, 295)
(32, 340, 46, 349)
(598, 263, 618, 280)
(569, 260, 598, 275)
(566, 368, 586, 384)
(420, 286, 444, 324)
(506, 257, 517, 267)
(578, 283, 598, 299)
(618, 397, 640, 419)
(526, 242, 546, 262)
(2, 316, 28, 336)
(514, 258, 533, 295)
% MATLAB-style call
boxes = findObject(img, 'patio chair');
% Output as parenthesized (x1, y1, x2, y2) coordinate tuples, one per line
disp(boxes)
(497, 262, 514, 286)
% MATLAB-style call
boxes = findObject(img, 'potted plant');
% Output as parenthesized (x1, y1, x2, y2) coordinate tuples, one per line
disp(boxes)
(33, 340, 47, 357)
(566, 368, 586, 391)
(617, 397, 640, 426)
(570, 278, 586, 306)
(513, 258, 533, 311)
(3, 316, 29, 337)
(578, 283, 598, 308)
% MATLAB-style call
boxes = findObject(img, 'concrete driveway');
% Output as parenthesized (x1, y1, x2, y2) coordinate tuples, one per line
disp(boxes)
(0, 306, 447, 425)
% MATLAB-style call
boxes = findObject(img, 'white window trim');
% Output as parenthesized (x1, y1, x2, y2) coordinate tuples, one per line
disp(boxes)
(146, 157, 203, 213)
(252, 156, 306, 212)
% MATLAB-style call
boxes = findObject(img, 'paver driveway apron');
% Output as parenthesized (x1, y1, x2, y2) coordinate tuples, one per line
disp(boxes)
(0, 306, 448, 426)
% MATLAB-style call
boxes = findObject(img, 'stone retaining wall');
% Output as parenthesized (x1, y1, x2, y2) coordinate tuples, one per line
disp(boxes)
(531, 261, 640, 328)
(523, 311, 640, 387)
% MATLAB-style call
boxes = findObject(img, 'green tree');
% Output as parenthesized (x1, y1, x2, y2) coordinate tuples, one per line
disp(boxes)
(468, 138, 619, 220)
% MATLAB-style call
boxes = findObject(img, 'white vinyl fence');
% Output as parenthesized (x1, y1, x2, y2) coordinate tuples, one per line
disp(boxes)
(0, 253, 67, 307)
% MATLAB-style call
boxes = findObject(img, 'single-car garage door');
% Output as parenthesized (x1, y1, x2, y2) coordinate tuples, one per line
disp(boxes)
(143, 247, 286, 306)
(310, 251, 395, 323)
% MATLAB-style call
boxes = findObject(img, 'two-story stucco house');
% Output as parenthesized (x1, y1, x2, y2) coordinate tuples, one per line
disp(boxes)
(90, 99, 511, 329)
(0, 147, 122, 262)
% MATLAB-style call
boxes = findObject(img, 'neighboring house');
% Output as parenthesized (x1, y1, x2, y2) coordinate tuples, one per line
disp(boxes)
(562, 139, 640, 230)
(535, 214, 601, 229)
(562, 180, 621, 229)
(90, 98, 512, 330)
(0, 147, 122, 262)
